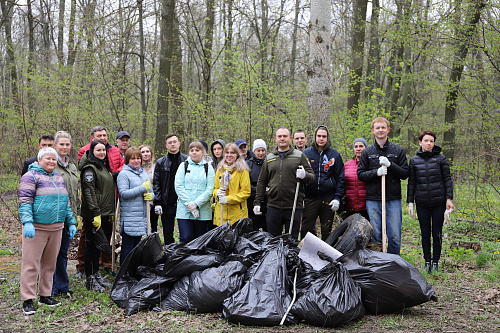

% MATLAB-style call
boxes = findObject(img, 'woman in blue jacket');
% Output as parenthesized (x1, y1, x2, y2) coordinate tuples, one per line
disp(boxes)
(174, 141, 215, 243)
(117, 147, 154, 265)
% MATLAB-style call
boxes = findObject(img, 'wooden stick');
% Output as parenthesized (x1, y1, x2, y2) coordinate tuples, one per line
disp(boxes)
(112, 200, 120, 272)
(147, 201, 151, 235)
(289, 181, 300, 234)
(382, 174, 387, 253)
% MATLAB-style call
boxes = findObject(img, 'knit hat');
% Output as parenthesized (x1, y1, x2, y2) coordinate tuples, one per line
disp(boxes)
(199, 140, 209, 152)
(252, 139, 267, 152)
(235, 139, 247, 147)
(353, 138, 368, 149)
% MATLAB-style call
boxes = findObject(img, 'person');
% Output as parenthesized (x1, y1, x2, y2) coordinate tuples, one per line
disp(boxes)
(343, 138, 369, 220)
(293, 130, 308, 152)
(51, 131, 80, 297)
(302, 126, 345, 240)
(117, 147, 154, 265)
(246, 139, 268, 231)
(235, 139, 254, 161)
(254, 127, 315, 240)
(153, 133, 188, 244)
(21, 134, 54, 176)
(77, 125, 124, 173)
(76, 125, 122, 276)
(139, 144, 158, 233)
(80, 140, 115, 291)
(357, 117, 409, 255)
(213, 143, 251, 226)
(19, 147, 77, 315)
(210, 139, 225, 170)
(407, 130, 454, 273)
(115, 131, 131, 158)
(199, 140, 213, 165)
(174, 141, 215, 242)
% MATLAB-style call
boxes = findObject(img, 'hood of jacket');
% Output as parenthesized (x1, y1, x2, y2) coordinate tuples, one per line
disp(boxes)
(210, 139, 226, 158)
(187, 157, 207, 166)
(416, 145, 442, 158)
(122, 164, 144, 175)
(27, 162, 55, 176)
(312, 125, 332, 151)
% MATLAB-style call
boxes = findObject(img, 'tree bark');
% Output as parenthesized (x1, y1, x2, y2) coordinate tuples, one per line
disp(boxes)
(346, 0, 368, 115)
(27, 0, 35, 112)
(155, 0, 176, 155)
(0, 0, 20, 113)
(308, 0, 332, 129)
(443, 0, 485, 163)
(66, 0, 77, 68)
(171, 10, 184, 139)
(138, 0, 147, 141)
(365, 0, 380, 97)
(57, 0, 66, 65)
(201, 0, 215, 138)
(290, 0, 300, 86)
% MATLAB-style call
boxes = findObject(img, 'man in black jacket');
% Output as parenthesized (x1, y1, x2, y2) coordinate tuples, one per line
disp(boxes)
(153, 133, 188, 244)
(20, 134, 54, 176)
(357, 117, 409, 254)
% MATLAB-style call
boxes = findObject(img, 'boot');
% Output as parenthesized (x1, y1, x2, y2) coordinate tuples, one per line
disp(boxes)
(431, 262, 439, 273)
(85, 274, 105, 292)
(424, 261, 432, 274)
(94, 271, 112, 289)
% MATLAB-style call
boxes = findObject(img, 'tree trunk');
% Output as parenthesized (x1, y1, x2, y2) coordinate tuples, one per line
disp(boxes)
(365, 0, 380, 97)
(346, 0, 368, 115)
(171, 10, 184, 139)
(0, 0, 20, 114)
(201, 0, 215, 138)
(27, 0, 35, 112)
(57, 0, 66, 65)
(138, 0, 147, 141)
(66, 0, 77, 68)
(308, 0, 332, 129)
(443, 0, 485, 163)
(290, 0, 300, 86)
(155, 0, 176, 155)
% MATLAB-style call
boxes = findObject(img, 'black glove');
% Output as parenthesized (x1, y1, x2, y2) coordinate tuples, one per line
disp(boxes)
(112, 171, 120, 183)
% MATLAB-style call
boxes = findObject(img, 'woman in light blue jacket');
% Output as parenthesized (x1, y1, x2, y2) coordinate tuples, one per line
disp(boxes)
(117, 147, 154, 265)
(174, 141, 215, 243)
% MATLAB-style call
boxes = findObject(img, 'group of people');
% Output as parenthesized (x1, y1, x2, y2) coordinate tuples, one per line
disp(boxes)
(18, 116, 454, 315)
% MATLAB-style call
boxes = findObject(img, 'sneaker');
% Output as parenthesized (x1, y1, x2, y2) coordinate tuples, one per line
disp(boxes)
(431, 262, 439, 273)
(39, 296, 61, 307)
(23, 299, 36, 315)
(424, 261, 432, 274)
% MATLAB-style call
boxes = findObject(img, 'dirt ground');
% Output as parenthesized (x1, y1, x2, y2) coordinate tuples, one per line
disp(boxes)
(1, 201, 499, 332)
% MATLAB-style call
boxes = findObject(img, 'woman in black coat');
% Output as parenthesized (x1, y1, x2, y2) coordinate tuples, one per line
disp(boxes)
(407, 130, 454, 273)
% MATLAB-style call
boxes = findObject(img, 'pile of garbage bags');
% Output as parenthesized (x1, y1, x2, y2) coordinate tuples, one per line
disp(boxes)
(111, 219, 437, 327)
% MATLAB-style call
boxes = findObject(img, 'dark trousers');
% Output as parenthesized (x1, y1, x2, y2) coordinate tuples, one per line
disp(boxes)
(301, 198, 335, 240)
(177, 219, 210, 243)
(160, 204, 177, 244)
(120, 232, 142, 266)
(416, 204, 446, 262)
(266, 206, 301, 240)
(150, 204, 159, 233)
(52, 228, 71, 294)
(76, 221, 86, 272)
(84, 216, 110, 276)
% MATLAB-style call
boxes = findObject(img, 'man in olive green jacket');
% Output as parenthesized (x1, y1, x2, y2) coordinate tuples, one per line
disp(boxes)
(253, 127, 315, 239)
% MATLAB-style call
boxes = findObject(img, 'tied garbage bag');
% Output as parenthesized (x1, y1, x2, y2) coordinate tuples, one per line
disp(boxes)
(188, 260, 247, 313)
(111, 233, 163, 308)
(159, 276, 190, 311)
(125, 275, 172, 316)
(340, 237, 438, 314)
(162, 253, 224, 278)
(222, 239, 297, 326)
(291, 261, 365, 327)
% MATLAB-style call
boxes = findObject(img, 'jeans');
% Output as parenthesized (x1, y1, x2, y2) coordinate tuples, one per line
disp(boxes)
(52, 227, 71, 295)
(177, 219, 211, 243)
(266, 206, 302, 240)
(120, 232, 142, 266)
(161, 204, 177, 244)
(366, 200, 402, 255)
(416, 205, 446, 262)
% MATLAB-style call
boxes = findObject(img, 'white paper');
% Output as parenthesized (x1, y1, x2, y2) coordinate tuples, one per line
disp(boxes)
(298, 232, 343, 271)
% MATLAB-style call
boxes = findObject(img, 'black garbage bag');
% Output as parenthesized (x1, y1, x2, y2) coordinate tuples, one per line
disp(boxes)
(111, 233, 163, 308)
(93, 226, 112, 254)
(242, 231, 274, 247)
(340, 238, 438, 314)
(291, 262, 365, 327)
(188, 260, 247, 313)
(159, 276, 190, 311)
(125, 275, 172, 316)
(162, 253, 224, 278)
(233, 236, 263, 258)
(222, 240, 297, 326)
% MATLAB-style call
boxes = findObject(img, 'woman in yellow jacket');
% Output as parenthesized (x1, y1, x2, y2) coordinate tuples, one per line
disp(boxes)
(213, 143, 251, 226)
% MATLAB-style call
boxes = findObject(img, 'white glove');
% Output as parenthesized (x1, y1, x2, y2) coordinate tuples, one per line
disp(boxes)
(154, 205, 163, 215)
(444, 208, 453, 225)
(377, 166, 387, 176)
(329, 199, 340, 212)
(192, 208, 200, 218)
(253, 205, 262, 215)
(217, 188, 226, 198)
(219, 196, 228, 204)
(296, 165, 306, 179)
(185, 201, 197, 212)
(408, 203, 415, 219)
(379, 156, 391, 167)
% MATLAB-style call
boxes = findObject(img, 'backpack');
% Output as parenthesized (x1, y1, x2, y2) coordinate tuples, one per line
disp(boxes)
(184, 161, 209, 177)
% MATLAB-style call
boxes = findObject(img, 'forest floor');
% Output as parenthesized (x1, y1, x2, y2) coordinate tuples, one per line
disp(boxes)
(1, 193, 500, 332)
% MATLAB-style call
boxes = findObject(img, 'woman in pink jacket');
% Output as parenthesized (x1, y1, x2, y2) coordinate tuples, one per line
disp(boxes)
(343, 138, 369, 220)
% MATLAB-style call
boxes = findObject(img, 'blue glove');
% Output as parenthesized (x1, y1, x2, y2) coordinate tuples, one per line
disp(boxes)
(24, 223, 35, 238)
(68, 225, 77, 238)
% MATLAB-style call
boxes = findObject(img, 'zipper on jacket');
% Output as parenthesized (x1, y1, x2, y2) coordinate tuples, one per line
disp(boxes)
(50, 174, 60, 222)
(317, 150, 323, 191)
